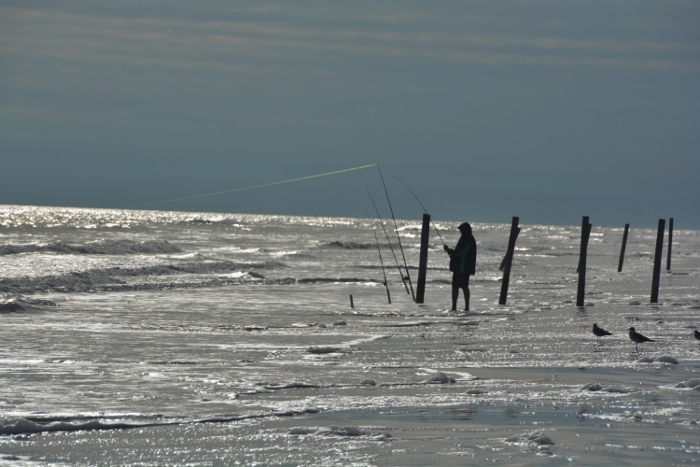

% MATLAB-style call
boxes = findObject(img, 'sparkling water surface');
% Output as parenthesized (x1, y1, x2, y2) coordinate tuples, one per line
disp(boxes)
(1, 205, 698, 466)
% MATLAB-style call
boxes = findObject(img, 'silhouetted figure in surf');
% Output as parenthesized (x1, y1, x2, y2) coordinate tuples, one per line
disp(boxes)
(444, 222, 477, 312)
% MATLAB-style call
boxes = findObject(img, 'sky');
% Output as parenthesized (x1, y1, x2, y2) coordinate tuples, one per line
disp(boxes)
(2, 1, 699, 229)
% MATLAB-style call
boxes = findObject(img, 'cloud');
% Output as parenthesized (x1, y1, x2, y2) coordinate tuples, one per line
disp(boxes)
(3, 3, 699, 83)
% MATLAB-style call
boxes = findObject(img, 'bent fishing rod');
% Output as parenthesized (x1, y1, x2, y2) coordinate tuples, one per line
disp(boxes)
(365, 211, 392, 304)
(367, 188, 410, 295)
(394, 176, 447, 248)
(377, 165, 415, 301)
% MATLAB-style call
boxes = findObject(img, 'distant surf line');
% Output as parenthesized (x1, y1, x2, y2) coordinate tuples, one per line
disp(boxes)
(126, 163, 377, 209)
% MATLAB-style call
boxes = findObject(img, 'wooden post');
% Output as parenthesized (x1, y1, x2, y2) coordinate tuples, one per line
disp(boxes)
(666, 218, 673, 272)
(618, 223, 630, 272)
(651, 218, 665, 303)
(349, 294, 354, 309)
(415, 213, 430, 304)
(576, 216, 592, 307)
(499, 217, 520, 305)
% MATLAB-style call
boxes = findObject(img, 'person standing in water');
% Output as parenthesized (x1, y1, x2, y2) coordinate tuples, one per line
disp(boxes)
(443, 222, 477, 311)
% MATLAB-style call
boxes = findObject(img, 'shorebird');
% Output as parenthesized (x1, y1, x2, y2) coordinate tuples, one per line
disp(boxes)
(628, 327, 654, 351)
(592, 323, 612, 343)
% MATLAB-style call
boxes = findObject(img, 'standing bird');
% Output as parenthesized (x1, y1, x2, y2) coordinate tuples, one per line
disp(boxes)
(592, 323, 612, 343)
(628, 327, 654, 351)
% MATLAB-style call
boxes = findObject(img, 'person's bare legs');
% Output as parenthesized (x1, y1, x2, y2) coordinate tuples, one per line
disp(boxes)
(452, 286, 470, 311)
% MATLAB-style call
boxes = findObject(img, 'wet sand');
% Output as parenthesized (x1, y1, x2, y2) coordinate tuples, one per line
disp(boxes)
(4, 337, 699, 466)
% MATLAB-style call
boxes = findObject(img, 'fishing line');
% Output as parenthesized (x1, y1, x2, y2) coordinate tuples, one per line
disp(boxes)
(367, 188, 410, 295)
(394, 176, 447, 247)
(377, 164, 415, 301)
(126, 164, 377, 209)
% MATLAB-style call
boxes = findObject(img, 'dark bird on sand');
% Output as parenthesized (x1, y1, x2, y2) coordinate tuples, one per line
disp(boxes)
(628, 327, 654, 351)
(694, 330, 700, 342)
(592, 323, 612, 343)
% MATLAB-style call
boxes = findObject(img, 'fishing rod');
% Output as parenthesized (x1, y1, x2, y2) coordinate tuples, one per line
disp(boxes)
(377, 165, 415, 301)
(394, 176, 447, 248)
(367, 188, 410, 295)
(365, 211, 392, 304)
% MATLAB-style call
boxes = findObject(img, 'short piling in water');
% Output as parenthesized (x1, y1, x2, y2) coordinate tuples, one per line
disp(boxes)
(349, 294, 354, 309)
(416, 213, 430, 304)
(651, 218, 665, 303)
(666, 218, 673, 272)
(576, 216, 592, 307)
(499, 216, 520, 305)
(618, 223, 630, 272)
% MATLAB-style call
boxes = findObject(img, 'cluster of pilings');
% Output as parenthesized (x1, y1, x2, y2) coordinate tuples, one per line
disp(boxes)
(573, 217, 674, 307)
(409, 215, 675, 307)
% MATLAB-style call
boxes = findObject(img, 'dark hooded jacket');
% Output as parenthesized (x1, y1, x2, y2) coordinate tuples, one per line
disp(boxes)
(449, 233, 476, 275)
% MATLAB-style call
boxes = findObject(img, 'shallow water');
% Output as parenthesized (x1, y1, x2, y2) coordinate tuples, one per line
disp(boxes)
(1, 205, 699, 465)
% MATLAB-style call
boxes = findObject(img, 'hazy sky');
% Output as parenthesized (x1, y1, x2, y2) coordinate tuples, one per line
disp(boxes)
(2, 1, 699, 228)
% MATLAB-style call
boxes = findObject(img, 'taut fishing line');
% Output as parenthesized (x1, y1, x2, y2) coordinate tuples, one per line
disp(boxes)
(394, 176, 447, 247)
(126, 164, 377, 209)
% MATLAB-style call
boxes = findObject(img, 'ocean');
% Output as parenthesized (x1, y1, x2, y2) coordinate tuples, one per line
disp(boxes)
(1, 205, 698, 466)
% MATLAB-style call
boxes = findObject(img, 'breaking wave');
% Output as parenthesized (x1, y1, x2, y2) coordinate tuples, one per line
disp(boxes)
(0, 409, 320, 436)
(323, 241, 375, 250)
(0, 240, 182, 256)
(0, 260, 287, 294)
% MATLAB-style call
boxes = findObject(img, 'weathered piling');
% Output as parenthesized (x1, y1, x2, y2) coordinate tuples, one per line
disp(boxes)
(576, 216, 592, 307)
(651, 218, 665, 303)
(618, 223, 630, 272)
(499, 216, 521, 305)
(666, 218, 673, 272)
(349, 294, 355, 309)
(416, 213, 430, 304)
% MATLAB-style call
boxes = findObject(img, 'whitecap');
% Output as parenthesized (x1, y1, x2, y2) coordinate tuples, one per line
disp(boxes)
(306, 346, 349, 354)
(505, 431, 554, 446)
(636, 356, 679, 364)
(422, 372, 456, 384)
(582, 383, 635, 393)
(655, 356, 679, 364)
(270, 250, 299, 256)
(674, 378, 700, 389)
(0, 299, 37, 312)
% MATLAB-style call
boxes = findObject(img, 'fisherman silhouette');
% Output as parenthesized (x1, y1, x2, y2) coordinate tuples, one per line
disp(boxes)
(444, 222, 477, 311)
